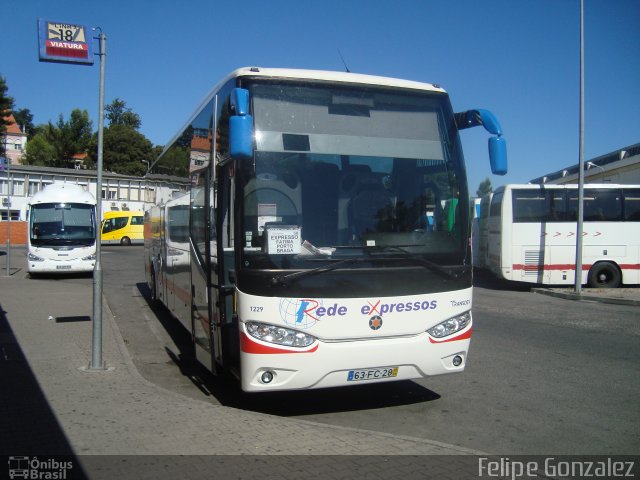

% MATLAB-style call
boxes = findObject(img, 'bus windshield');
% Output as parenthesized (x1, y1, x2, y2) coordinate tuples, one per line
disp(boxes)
(239, 81, 469, 271)
(30, 203, 95, 246)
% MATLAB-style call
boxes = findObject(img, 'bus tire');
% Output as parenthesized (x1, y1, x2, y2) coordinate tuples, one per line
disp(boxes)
(120, 236, 131, 246)
(150, 268, 158, 302)
(587, 262, 621, 289)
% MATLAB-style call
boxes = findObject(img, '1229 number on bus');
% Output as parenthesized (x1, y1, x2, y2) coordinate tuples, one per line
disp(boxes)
(347, 367, 398, 382)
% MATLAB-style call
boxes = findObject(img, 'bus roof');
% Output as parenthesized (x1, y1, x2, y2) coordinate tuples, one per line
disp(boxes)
(159, 67, 448, 161)
(103, 210, 143, 218)
(230, 67, 446, 93)
(29, 183, 96, 206)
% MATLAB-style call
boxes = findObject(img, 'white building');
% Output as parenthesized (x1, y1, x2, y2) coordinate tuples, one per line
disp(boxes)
(530, 143, 640, 185)
(1, 114, 27, 167)
(1, 164, 189, 221)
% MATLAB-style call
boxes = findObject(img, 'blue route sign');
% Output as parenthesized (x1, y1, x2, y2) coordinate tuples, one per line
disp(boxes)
(38, 19, 94, 65)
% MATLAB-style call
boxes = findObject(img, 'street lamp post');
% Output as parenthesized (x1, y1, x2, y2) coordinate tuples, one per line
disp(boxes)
(4, 133, 10, 276)
(89, 28, 106, 370)
(574, 0, 585, 294)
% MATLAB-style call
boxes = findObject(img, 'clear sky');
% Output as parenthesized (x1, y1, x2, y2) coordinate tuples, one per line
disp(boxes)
(2, 0, 639, 194)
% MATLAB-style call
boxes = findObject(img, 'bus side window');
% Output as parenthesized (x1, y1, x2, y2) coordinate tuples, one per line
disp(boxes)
(114, 217, 128, 230)
(624, 190, 640, 221)
(102, 218, 114, 233)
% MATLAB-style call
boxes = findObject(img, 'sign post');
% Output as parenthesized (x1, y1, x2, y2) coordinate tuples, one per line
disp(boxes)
(38, 19, 106, 370)
(90, 29, 106, 370)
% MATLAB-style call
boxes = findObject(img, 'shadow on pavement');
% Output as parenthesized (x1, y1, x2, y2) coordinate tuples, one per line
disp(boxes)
(473, 267, 532, 292)
(136, 283, 442, 417)
(0, 303, 88, 477)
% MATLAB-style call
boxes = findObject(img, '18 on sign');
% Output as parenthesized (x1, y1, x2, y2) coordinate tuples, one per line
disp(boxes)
(47, 22, 87, 42)
(347, 367, 398, 382)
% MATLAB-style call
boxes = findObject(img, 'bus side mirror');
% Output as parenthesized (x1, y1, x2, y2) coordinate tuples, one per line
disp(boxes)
(229, 88, 254, 159)
(455, 108, 508, 176)
(489, 136, 507, 176)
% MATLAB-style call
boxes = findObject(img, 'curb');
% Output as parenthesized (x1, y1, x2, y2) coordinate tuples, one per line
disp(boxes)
(532, 288, 640, 306)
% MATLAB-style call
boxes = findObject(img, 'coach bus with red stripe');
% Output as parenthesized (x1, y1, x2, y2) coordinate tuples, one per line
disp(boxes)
(144, 67, 507, 391)
(485, 184, 640, 288)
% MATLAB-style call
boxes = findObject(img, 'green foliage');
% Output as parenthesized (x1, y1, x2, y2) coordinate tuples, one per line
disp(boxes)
(13, 108, 35, 138)
(22, 109, 93, 167)
(105, 98, 141, 130)
(1, 75, 15, 157)
(100, 124, 153, 175)
(476, 178, 493, 198)
(23, 133, 56, 165)
(2, 82, 156, 174)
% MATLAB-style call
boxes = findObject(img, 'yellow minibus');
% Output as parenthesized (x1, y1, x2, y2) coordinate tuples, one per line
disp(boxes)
(101, 210, 144, 245)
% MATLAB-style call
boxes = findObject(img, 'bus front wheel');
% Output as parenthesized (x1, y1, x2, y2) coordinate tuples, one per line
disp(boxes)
(120, 236, 131, 246)
(587, 262, 621, 289)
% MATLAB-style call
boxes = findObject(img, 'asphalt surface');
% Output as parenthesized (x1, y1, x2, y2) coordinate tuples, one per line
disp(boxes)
(1, 245, 638, 479)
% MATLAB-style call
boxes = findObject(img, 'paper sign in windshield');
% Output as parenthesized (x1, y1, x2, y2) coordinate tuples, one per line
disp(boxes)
(266, 226, 301, 255)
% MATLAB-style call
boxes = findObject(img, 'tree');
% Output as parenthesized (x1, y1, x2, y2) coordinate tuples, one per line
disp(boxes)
(105, 98, 141, 130)
(101, 124, 153, 175)
(476, 178, 493, 198)
(13, 108, 35, 138)
(25, 109, 94, 167)
(51, 109, 93, 166)
(23, 133, 56, 166)
(0, 75, 15, 157)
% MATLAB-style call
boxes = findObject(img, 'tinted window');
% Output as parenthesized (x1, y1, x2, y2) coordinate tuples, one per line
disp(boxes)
(490, 191, 503, 217)
(623, 189, 640, 221)
(512, 190, 546, 222)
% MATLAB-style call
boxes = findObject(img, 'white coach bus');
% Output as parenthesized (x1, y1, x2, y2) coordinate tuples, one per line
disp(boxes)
(144, 67, 507, 391)
(486, 184, 640, 288)
(27, 183, 97, 274)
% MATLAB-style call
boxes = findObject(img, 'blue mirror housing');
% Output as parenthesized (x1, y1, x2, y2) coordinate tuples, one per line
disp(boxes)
(229, 88, 254, 159)
(456, 109, 503, 135)
(231, 88, 250, 116)
(455, 108, 508, 175)
(489, 136, 507, 175)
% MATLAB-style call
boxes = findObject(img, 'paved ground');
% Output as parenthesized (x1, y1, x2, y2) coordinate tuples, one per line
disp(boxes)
(1, 248, 637, 479)
(0, 250, 490, 479)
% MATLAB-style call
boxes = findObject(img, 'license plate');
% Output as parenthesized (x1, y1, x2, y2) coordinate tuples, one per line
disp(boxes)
(347, 367, 398, 382)
(56, 265, 72, 270)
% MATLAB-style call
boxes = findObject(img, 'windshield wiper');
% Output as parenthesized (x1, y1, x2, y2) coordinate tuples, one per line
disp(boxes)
(369, 245, 469, 280)
(271, 256, 369, 286)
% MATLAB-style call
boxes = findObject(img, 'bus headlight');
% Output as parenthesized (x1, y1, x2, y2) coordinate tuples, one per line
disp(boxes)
(27, 252, 44, 262)
(245, 322, 316, 347)
(427, 311, 471, 339)
(82, 253, 96, 261)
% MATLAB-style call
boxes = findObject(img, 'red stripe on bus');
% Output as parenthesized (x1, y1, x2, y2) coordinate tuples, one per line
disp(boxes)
(513, 264, 640, 271)
(240, 332, 319, 354)
(429, 327, 472, 344)
(512, 264, 591, 271)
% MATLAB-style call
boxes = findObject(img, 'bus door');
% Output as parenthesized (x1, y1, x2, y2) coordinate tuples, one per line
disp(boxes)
(191, 177, 217, 372)
(163, 205, 177, 313)
(211, 161, 237, 372)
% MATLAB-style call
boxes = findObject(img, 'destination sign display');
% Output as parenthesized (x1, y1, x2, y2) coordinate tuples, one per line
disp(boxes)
(38, 19, 94, 65)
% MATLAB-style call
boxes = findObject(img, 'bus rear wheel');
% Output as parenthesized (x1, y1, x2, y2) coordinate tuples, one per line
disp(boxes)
(587, 262, 621, 289)
(120, 236, 131, 246)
